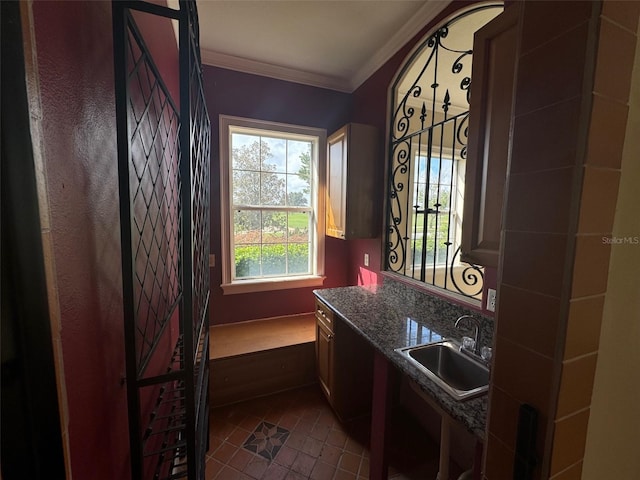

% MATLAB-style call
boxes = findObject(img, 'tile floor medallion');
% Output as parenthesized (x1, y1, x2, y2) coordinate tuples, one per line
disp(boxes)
(243, 421, 290, 461)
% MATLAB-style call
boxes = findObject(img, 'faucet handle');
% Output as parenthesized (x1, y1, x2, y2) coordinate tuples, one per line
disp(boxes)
(481, 346, 493, 363)
(461, 336, 476, 352)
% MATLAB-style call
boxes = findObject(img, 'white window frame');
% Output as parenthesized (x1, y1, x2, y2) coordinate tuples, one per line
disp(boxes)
(407, 148, 465, 271)
(219, 115, 326, 295)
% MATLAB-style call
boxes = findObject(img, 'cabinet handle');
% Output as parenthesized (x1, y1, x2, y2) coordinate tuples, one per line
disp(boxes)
(327, 334, 333, 340)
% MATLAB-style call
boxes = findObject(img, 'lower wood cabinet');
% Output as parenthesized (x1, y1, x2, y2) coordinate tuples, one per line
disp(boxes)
(315, 299, 373, 422)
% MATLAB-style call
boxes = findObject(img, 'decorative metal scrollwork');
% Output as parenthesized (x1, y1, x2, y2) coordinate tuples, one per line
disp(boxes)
(457, 112, 470, 160)
(449, 246, 484, 298)
(385, 4, 502, 301)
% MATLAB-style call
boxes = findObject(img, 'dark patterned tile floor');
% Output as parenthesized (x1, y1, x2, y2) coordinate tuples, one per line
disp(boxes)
(206, 384, 457, 480)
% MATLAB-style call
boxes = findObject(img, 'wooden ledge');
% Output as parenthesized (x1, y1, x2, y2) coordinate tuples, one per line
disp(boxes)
(209, 313, 316, 360)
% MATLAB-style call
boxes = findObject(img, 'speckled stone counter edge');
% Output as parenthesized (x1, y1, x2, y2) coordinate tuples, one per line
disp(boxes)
(313, 278, 493, 439)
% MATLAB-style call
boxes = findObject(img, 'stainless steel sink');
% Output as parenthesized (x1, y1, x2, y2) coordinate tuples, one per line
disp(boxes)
(395, 340, 489, 401)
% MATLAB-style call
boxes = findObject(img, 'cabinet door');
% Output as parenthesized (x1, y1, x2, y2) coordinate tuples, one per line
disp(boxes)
(314, 298, 374, 421)
(326, 126, 348, 239)
(326, 123, 379, 239)
(462, 6, 519, 267)
(316, 318, 333, 400)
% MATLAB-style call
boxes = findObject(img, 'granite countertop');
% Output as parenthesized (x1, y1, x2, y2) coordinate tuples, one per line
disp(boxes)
(313, 282, 491, 439)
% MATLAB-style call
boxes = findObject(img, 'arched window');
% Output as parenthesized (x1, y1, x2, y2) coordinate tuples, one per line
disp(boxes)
(385, 3, 503, 302)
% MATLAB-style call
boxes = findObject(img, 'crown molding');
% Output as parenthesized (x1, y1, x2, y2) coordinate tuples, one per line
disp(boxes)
(201, 49, 352, 93)
(200, 0, 451, 93)
(348, 0, 452, 91)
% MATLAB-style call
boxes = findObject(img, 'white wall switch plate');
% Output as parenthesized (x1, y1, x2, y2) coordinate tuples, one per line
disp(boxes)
(364, 253, 369, 267)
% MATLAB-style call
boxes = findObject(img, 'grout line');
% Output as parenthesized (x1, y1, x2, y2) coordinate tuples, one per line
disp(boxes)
(554, 406, 590, 424)
(599, 15, 638, 39)
(562, 351, 598, 365)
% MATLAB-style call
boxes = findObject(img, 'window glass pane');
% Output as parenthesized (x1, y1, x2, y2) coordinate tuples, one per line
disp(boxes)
(233, 210, 261, 245)
(415, 156, 427, 183)
(262, 137, 286, 173)
(288, 212, 310, 242)
(427, 185, 441, 210)
(232, 170, 260, 205)
(438, 185, 452, 211)
(288, 243, 310, 274)
(428, 212, 441, 260)
(429, 159, 441, 184)
(439, 159, 453, 184)
(435, 228, 450, 265)
(232, 134, 261, 170)
(262, 211, 287, 244)
(262, 244, 287, 275)
(414, 183, 426, 210)
(234, 245, 261, 278)
(287, 174, 310, 206)
(412, 211, 424, 235)
(287, 141, 311, 175)
(260, 172, 286, 206)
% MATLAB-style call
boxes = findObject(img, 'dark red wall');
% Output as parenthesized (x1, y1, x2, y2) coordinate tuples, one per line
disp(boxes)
(203, 66, 353, 324)
(31, 1, 179, 478)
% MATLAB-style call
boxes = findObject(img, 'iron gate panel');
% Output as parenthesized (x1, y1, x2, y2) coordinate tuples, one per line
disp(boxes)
(113, 1, 210, 478)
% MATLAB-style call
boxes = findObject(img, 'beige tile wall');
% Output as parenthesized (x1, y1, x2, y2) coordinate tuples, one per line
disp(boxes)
(484, 0, 640, 478)
(550, 1, 639, 478)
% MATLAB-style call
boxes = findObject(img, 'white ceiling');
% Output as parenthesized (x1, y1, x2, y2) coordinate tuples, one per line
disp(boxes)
(195, 0, 452, 92)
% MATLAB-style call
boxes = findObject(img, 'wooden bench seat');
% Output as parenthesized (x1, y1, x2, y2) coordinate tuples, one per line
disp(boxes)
(209, 314, 316, 406)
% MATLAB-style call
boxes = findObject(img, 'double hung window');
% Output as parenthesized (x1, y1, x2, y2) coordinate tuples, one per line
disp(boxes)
(220, 116, 326, 294)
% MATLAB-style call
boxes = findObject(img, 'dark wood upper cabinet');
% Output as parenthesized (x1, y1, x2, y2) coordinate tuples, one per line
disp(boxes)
(326, 123, 379, 239)
(462, 6, 519, 267)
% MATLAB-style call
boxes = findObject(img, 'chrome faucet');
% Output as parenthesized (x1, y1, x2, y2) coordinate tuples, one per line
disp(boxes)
(455, 315, 481, 354)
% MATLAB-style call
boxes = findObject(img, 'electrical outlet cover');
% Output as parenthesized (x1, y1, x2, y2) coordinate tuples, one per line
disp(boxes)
(487, 288, 496, 312)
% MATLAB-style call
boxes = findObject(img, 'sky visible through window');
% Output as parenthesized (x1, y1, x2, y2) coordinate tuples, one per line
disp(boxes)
(231, 133, 311, 206)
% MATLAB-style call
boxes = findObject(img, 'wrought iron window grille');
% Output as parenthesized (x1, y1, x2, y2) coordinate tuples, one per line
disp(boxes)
(385, 4, 503, 301)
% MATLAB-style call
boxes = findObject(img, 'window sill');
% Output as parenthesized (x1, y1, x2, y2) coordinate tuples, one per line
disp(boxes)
(221, 275, 326, 295)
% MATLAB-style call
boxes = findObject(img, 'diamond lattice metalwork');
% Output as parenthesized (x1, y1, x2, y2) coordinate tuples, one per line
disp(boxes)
(126, 23, 182, 375)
